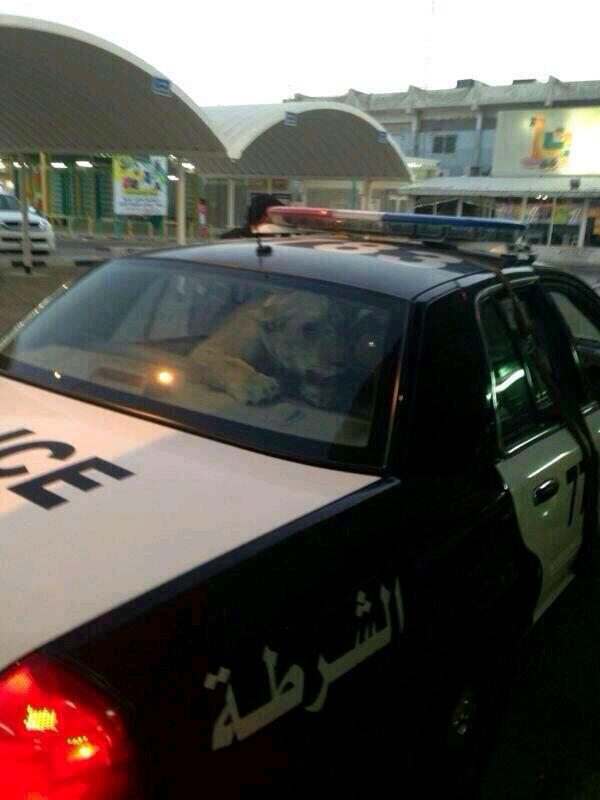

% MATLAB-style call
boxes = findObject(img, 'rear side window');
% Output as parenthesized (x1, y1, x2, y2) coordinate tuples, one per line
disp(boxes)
(479, 299, 538, 446)
(551, 292, 600, 343)
(548, 286, 600, 404)
(406, 288, 488, 474)
(479, 284, 571, 450)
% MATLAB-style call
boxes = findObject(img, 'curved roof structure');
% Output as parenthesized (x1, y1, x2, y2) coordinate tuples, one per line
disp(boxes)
(194, 102, 412, 179)
(0, 17, 410, 182)
(0, 16, 226, 155)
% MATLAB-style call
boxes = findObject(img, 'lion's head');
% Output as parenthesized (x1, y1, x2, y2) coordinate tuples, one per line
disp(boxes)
(259, 291, 347, 409)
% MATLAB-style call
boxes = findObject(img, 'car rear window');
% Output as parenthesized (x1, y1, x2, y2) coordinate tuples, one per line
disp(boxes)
(0, 258, 406, 470)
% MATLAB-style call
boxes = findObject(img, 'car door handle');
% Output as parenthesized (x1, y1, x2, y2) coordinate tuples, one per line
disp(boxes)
(533, 478, 560, 506)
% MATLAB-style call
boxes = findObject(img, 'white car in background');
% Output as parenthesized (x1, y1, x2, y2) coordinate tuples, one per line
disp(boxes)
(0, 193, 56, 255)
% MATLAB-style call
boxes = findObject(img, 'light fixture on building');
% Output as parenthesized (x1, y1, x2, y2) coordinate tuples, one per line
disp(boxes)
(181, 162, 195, 171)
(13, 161, 21, 169)
(51, 162, 68, 169)
(542, 195, 548, 200)
(169, 154, 177, 161)
(0, 161, 5, 171)
(76, 160, 93, 168)
(167, 175, 179, 181)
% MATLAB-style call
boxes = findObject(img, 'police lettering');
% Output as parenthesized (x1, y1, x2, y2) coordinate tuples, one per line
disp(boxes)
(0, 429, 134, 510)
(0, 441, 75, 478)
(9, 457, 134, 510)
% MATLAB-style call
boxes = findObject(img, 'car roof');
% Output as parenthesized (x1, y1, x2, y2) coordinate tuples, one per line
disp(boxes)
(142, 236, 537, 301)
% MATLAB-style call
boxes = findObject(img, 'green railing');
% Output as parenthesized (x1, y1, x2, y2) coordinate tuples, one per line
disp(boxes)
(47, 214, 220, 241)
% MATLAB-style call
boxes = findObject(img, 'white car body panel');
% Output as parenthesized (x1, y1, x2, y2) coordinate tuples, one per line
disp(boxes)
(0, 210, 56, 252)
(496, 426, 584, 620)
(0, 377, 377, 671)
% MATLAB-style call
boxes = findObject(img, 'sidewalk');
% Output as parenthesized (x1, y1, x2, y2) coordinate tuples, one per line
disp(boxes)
(0, 264, 86, 332)
(0, 231, 217, 270)
(0, 234, 217, 331)
(0, 240, 157, 270)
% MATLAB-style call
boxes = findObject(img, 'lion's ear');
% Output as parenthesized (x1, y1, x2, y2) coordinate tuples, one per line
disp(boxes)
(260, 295, 285, 332)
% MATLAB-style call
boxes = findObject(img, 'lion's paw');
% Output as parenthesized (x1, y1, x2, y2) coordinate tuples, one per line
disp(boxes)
(233, 372, 280, 405)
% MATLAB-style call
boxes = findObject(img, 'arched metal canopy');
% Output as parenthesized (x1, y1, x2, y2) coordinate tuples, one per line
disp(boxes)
(0, 15, 226, 155)
(0, 16, 412, 260)
(194, 102, 412, 180)
(0, 17, 411, 182)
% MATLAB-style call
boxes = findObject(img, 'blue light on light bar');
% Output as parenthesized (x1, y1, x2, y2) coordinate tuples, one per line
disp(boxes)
(264, 206, 526, 246)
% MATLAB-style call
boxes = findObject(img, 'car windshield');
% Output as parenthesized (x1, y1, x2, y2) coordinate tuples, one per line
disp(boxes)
(0, 195, 20, 211)
(0, 258, 406, 469)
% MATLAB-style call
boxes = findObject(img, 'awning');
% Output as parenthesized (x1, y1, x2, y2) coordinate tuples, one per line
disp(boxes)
(404, 175, 600, 198)
(192, 102, 412, 180)
(0, 15, 226, 155)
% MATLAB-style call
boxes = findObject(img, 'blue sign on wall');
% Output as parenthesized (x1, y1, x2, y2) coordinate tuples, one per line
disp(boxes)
(152, 77, 172, 97)
(377, 130, 388, 143)
(285, 112, 298, 127)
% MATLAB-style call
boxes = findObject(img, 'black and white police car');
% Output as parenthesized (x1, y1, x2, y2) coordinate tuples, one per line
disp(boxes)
(0, 201, 599, 799)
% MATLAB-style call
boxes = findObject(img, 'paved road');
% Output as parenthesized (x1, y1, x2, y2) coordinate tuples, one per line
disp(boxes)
(481, 574, 600, 799)
(0, 265, 84, 331)
(1, 264, 600, 799)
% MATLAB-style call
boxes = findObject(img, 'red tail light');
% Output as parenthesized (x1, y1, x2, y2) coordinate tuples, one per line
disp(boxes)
(0, 653, 137, 800)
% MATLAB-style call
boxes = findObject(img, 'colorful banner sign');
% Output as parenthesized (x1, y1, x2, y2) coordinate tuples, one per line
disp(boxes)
(113, 155, 168, 216)
(493, 108, 600, 177)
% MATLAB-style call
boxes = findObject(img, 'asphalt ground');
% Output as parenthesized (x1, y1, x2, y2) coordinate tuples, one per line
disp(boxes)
(481, 575, 600, 800)
(1, 261, 599, 798)
(0, 264, 83, 331)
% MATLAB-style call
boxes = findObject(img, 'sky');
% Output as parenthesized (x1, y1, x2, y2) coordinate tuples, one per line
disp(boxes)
(3, 0, 600, 106)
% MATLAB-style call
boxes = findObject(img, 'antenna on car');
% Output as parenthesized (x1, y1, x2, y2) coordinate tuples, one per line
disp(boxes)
(254, 231, 272, 256)
(247, 193, 284, 256)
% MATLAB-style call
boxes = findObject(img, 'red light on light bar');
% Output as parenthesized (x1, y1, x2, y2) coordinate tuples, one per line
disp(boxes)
(0, 655, 137, 800)
(271, 206, 332, 217)
(265, 206, 338, 231)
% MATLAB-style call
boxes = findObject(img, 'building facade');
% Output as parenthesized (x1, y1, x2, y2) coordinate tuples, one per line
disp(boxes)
(293, 78, 600, 178)
(293, 79, 600, 254)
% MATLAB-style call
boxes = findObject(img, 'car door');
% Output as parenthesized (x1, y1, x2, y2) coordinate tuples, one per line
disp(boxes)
(540, 275, 600, 468)
(477, 278, 585, 620)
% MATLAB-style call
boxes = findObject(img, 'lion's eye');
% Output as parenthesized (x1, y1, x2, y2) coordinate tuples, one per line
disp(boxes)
(302, 322, 319, 336)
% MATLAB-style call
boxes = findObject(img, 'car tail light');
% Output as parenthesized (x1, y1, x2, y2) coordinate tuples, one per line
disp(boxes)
(0, 653, 138, 800)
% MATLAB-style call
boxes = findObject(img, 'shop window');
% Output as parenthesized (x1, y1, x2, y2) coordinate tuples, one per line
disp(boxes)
(586, 203, 600, 248)
(248, 179, 268, 193)
(433, 135, 457, 154)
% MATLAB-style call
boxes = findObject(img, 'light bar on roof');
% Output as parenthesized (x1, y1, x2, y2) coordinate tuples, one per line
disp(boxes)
(264, 206, 527, 246)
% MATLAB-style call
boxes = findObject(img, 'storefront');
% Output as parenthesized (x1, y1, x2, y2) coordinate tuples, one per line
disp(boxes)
(405, 106, 600, 256)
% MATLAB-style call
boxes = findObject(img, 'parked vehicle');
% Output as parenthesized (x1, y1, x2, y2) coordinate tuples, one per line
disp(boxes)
(0, 193, 55, 255)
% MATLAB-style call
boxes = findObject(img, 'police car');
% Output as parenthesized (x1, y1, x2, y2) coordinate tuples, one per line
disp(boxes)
(0, 202, 599, 799)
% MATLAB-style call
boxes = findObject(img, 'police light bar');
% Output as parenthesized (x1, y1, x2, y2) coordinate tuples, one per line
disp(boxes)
(264, 206, 525, 243)
(261, 206, 534, 263)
